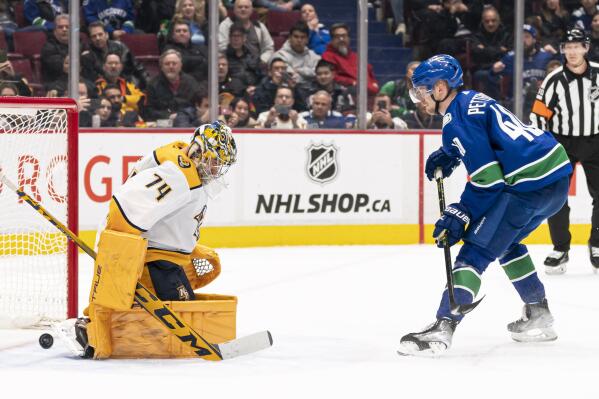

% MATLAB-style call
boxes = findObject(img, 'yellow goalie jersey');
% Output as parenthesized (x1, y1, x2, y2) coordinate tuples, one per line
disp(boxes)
(102, 141, 208, 254)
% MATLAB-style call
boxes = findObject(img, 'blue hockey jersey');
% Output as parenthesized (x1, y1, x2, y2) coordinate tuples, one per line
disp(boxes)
(441, 90, 572, 221)
(83, 0, 135, 34)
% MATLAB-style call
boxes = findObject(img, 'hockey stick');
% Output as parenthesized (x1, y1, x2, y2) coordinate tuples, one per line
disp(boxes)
(434, 168, 484, 316)
(0, 170, 272, 360)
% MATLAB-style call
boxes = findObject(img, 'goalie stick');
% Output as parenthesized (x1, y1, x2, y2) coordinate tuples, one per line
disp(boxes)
(434, 168, 484, 316)
(0, 170, 272, 360)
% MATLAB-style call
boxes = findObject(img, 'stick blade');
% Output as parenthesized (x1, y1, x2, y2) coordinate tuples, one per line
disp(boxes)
(217, 330, 273, 360)
(450, 295, 485, 316)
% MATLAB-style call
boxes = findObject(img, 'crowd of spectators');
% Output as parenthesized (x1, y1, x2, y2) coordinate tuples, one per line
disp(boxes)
(1, 1, 599, 129)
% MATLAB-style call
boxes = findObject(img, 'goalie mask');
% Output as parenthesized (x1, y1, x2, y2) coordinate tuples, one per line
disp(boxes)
(188, 121, 237, 183)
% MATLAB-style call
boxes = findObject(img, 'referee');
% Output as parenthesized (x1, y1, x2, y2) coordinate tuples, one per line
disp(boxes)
(530, 29, 599, 275)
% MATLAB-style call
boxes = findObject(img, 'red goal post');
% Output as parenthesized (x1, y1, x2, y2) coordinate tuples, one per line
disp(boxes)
(0, 97, 78, 327)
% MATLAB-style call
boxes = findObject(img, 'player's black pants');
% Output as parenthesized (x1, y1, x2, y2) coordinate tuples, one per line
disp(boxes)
(146, 260, 196, 301)
(548, 134, 599, 251)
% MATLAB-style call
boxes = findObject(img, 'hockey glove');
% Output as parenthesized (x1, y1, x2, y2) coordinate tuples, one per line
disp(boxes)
(425, 147, 461, 181)
(433, 203, 470, 248)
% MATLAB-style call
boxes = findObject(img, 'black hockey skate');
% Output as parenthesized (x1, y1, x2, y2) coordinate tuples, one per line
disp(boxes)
(507, 299, 557, 342)
(544, 251, 568, 275)
(397, 318, 458, 356)
(589, 243, 599, 272)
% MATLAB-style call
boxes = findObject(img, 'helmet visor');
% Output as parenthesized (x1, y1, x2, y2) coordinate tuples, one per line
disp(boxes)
(409, 86, 432, 104)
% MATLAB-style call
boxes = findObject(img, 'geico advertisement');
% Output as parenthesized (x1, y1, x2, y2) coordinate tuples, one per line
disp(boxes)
(422, 135, 593, 224)
(78, 132, 420, 230)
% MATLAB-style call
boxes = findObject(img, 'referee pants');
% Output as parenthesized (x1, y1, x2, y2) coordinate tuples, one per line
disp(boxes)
(548, 134, 599, 251)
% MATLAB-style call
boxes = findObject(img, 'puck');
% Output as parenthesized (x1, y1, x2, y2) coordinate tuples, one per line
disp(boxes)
(39, 333, 54, 349)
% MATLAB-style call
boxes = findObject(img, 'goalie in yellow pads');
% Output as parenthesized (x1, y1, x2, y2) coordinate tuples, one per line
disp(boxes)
(76, 121, 237, 358)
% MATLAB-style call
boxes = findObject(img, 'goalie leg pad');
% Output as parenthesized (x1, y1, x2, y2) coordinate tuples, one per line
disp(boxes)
(90, 229, 147, 310)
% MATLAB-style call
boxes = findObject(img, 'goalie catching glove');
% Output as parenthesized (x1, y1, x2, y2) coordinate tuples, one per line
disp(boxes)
(433, 203, 470, 247)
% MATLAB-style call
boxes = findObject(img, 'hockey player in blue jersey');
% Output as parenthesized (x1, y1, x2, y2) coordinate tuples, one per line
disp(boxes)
(398, 55, 572, 355)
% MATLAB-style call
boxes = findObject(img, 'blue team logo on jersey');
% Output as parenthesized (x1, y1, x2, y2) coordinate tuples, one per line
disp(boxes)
(452, 137, 466, 156)
(307, 143, 338, 184)
(443, 112, 452, 128)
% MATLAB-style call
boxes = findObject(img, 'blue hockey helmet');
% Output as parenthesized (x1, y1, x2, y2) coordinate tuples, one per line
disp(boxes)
(410, 54, 463, 103)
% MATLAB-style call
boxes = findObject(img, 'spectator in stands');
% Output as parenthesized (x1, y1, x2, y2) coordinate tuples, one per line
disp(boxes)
(572, 0, 599, 32)
(95, 52, 146, 114)
(271, 21, 321, 85)
(137, 0, 176, 33)
(366, 93, 407, 129)
(40, 14, 69, 85)
(491, 24, 553, 119)
(45, 55, 97, 98)
(253, 57, 306, 114)
(173, 0, 208, 45)
(589, 12, 599, 62)
(163, 19, 208, 84)
(471, 6, 512, 68)
(0, 2, 18, 41)
(93, 96, 117, 127)
(322, 23, 379, 96)
(545, 59, 561, 74)
(390, 0, 406, 36)
(218, 0, 274, 65)
(254, 0, 300, 11)
(0, 53, 33, 96)
(435, 0, 475, 56)
(0, 82, 18, 96)
(471, 6, 512, 98)
(408, 0, 445, 60)
(226, 96, 258, 127)
(225, 22, 262, 90)
(24, 0, 67, 31)
(103, 83, 144, 127)
(174, 90, 210, 127)
(74, 80, 93, 128)
(81, 21, 150, 89)
(218, 53, 251, 97)
(534, 0, 569, 55)
(257, 85, 307, 128)
(144, 49, 201, 122)
(297, 59, 355, 114)
(300, 3, 330, 56)
(378, 61, 420, 117)
(301, 90, 347, 128)
(83, 0, 136, 40)
(402, 101, 443, 129)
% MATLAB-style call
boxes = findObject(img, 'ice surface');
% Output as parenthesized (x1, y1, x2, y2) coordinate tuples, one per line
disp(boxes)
(1, 245, 598, 398)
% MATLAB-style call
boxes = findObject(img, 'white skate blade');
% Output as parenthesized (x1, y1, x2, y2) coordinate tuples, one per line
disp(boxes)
(511, 327, 557, 343)
(545, 264, 567, 275)
(397, 341, 448, 357)
(51, 319, 85, 357)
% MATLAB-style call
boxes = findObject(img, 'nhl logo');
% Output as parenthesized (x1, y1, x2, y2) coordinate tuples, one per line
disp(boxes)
(589, 86, 599, 102)
(306, 143, 338, 184)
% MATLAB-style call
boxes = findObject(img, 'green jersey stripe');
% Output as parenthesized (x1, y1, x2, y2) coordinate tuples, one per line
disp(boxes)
(502, 254, 535, 281)
(470, 162, 505, 188)
(504, 144, 569, 186)
(453, 267, 481, 297)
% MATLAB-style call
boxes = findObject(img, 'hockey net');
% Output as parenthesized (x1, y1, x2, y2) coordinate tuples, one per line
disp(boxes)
(0, 97, 78, 328)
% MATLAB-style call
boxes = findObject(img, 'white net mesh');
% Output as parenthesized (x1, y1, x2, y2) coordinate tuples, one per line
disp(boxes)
(0, 106, 72, 326)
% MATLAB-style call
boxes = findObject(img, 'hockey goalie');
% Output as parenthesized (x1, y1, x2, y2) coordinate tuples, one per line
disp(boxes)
(73, 121, 237, 359)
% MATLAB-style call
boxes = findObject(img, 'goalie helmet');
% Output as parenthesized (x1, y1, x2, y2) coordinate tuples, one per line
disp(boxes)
(188, 121, 237, 182)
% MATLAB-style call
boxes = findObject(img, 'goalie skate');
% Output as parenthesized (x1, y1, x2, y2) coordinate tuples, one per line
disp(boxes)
(508, 299, 557, 342)
(397, 318, 458, 356)
(48, 318, 95, 358)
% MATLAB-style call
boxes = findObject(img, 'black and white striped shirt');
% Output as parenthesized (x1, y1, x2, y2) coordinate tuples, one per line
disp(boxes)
(530, 61, 599, 137)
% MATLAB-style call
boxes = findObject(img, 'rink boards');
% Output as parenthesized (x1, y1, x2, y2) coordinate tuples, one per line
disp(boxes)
(74, 128, 593, 247)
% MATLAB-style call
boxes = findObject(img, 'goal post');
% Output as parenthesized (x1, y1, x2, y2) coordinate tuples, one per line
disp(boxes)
(0, 97, 78, 327)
